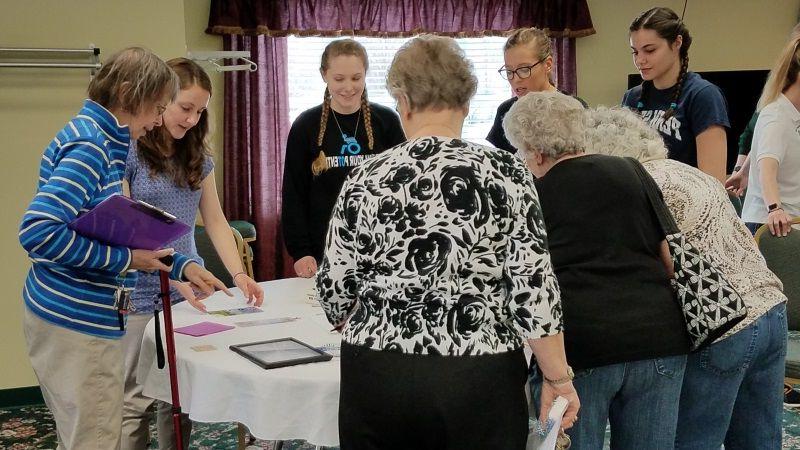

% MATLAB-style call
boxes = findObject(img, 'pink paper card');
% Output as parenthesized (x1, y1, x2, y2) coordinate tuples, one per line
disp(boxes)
(174, 321, 235, 337)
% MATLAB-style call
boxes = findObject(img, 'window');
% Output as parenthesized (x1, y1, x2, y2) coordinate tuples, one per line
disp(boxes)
(287, 36, 510, 145)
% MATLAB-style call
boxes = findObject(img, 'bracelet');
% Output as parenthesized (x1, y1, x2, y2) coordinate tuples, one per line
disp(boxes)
(544, 366, 574, 386)
(232, 271, 247, 282)
(734, 165, 742, 172)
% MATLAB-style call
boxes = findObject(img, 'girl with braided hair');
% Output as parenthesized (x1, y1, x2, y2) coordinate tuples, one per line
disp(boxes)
(282, 39, 405, 278)
(623, 6, 730, 183)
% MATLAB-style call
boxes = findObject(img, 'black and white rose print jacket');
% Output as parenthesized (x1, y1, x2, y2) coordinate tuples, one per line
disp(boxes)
(316, 136, 563, 356)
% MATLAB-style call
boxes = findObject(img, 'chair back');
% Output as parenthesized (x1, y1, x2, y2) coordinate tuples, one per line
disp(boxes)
(194, 225, 246, 288)
(756, 218, 800, 330)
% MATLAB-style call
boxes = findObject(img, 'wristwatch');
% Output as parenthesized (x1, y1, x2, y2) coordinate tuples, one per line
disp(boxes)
(768, 203, 782, 212)
(545, 366, 575, 386)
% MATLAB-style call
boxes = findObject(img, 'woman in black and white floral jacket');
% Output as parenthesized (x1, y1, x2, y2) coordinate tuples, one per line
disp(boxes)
(316, 35, 579, 450)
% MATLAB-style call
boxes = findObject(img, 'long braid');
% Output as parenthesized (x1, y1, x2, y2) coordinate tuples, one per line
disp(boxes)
(311, 88, 331, 176)
(664, 54, 688, 120)
(635, 80, 652, 114)
(630, 7, 692, 121)
(361, 90, 374, 150)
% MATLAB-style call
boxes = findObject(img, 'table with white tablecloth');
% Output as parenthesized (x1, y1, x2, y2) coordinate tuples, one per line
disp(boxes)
(136, 277, 342, 447)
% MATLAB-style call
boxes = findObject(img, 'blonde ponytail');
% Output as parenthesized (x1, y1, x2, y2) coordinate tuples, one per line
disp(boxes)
(758, 37, 800, 111)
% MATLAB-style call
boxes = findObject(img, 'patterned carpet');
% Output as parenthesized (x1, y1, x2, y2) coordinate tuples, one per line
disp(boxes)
(4, 402, 800, 449)
(0, 405, 324, 450)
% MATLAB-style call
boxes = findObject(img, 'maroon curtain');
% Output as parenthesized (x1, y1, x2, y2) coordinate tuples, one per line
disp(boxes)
(215, 1, 591, 280)
(222, 35, 294, 281)
(552, 37, 577, 96)
(207, 0, 594, 38)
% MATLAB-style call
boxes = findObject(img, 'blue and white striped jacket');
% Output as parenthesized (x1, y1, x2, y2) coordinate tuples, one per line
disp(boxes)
(19, 99, 194, 339)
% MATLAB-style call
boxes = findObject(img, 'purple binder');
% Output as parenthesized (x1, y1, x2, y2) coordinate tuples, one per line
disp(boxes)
(68, 195, 191, 250)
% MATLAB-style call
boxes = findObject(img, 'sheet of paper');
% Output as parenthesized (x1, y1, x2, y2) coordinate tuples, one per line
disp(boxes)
(235, 317, 299, 327)
(316, 343, 341, 357)
(527, 396, 569, 450)
(191, 344, 218, 352)
(208, 306, 263, 316)
(201, 291, 256, 312)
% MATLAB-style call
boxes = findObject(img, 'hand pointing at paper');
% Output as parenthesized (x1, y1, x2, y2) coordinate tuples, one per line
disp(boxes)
(182, 262, 232, 300)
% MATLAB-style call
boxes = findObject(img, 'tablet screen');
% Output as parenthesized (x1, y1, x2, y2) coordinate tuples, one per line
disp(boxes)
(236, 339, 324, 364)
(231, 337, 333, 369)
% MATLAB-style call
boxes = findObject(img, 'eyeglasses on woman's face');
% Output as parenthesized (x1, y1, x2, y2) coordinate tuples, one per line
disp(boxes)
(498, 57, 546, 80)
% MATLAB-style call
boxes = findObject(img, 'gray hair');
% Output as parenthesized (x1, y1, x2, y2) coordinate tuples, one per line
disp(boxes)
(88, 47, 178, 115)
(386, 35, 478, 111)
(584, 106, 668, 162)
(502, 91, 585, 159)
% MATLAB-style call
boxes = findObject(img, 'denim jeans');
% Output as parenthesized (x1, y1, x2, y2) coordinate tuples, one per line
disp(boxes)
(675, 302, 787, 450)
(530, 354, 687, 450)
(745, 222, 763, 235)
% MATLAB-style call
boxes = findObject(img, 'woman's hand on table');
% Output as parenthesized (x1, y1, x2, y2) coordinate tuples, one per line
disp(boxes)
(172, 280, 209, 313)
(234, 273, 264, 307)
(184, 262, 232, 299)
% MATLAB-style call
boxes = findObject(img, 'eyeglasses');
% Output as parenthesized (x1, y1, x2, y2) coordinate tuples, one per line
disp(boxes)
(498, 57, 547, 81)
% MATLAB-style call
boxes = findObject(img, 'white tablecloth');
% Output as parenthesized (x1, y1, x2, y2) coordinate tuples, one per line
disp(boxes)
(136, 277, 342, 447)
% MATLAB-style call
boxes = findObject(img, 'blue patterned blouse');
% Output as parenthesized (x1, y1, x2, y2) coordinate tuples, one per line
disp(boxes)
(125, 144, 214, 313)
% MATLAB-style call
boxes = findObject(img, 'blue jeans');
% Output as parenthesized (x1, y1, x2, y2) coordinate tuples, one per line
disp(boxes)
(745, 222, 763, 235)
(675, 302, 787, 450)
(530, 355, 687, 450)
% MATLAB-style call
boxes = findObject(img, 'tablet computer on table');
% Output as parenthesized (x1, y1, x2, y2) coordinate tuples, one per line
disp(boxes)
(230, 337, 333, 370)
(69, 194, 191, 250)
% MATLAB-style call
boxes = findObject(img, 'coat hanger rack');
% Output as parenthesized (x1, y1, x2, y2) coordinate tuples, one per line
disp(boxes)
(0, 46, 101, 74)
(187, 50, 257, 72)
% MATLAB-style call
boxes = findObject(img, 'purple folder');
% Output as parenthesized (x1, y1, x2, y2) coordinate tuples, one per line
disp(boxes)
(68, 194, 191, 250)
(174, 321, 235, 337)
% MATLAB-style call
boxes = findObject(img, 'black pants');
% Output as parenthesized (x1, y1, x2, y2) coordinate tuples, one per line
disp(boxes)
(339, 342, 529, 450)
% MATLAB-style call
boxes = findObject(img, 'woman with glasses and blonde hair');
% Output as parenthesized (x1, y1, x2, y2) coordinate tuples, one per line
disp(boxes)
(282, 39, 405, 279)
(317, 35, 578, 449)
(739, 35, 800, 236)
(487, 27, 586, 153)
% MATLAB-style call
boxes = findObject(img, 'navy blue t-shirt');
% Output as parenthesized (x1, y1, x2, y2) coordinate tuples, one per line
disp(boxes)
(622, 72, 730, 168)
(488, 94, 588, 153)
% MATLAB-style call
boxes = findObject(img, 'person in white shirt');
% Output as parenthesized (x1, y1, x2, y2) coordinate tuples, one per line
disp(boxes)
(740, 35, 800, 236)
